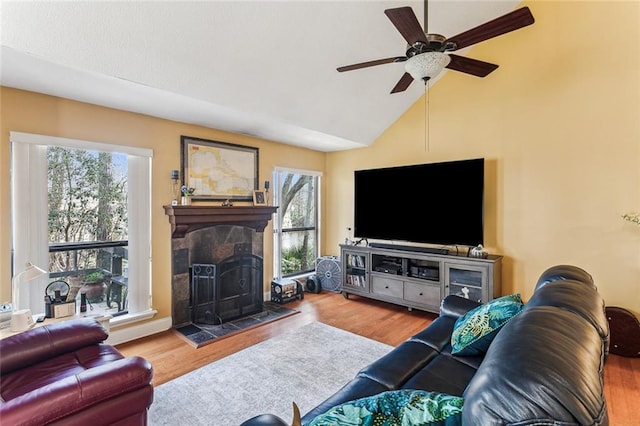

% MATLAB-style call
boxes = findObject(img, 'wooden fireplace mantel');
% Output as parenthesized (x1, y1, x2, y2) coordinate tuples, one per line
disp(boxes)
(163, 205, 278, 238)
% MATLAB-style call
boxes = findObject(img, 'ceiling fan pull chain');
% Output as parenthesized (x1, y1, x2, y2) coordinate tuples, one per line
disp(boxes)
(424, 81, 430, 152)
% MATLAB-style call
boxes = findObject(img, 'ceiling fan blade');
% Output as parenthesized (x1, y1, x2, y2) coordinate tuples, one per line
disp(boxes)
(391, 72, 414, 94)
(337, 57, 406, 72)
(446, 7, 534, 51)
(384, 7, 428, 45)
(445, 54, 498, 77)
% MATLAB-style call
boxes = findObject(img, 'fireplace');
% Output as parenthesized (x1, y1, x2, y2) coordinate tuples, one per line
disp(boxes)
(164, 205, 277, 327)
(191, 254, 263, 325)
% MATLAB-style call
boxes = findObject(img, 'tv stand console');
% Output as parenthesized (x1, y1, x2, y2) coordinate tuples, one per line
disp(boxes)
(340, 244, 502, 313)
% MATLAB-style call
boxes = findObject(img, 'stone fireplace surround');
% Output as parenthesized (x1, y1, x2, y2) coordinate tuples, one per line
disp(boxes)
(164, 206, 277, 327)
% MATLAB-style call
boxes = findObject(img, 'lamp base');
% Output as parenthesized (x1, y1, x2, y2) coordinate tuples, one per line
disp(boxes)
(11, 309, 34, 332)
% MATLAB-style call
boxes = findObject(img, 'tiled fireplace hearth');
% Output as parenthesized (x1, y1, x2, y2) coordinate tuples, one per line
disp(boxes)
(164, 206, 277, 327)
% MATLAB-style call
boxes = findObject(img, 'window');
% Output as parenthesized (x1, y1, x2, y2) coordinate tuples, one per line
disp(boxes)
(10, 132, 153, 323)
(272, 168, 321, 278)
(47, 146, 130, 315)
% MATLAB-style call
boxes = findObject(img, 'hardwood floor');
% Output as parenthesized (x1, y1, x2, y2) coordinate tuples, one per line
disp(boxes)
(117, 292, 640, 424)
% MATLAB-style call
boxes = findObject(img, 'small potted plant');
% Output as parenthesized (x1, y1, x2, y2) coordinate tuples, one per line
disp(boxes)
(81, 271, 109, 303)
(181, 185, 195, 205)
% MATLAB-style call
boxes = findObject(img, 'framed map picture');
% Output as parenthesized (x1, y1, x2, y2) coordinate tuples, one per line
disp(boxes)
(180, 136, 259, 201)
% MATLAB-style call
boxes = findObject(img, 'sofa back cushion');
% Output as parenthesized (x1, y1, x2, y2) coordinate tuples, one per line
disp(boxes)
(526, 279, 609, 342)
(0, 318, 108, 374)
(462, 307, 608, 425)
(535, 264, 594, 290)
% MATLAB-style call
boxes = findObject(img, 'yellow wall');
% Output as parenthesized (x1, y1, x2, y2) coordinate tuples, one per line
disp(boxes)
(0, 87, 326, 320)
(325, 1, 640, 312)
(2, 1, 639, 322)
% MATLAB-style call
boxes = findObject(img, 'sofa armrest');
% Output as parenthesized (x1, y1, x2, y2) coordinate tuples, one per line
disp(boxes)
(439, 295, 481, 319)
(239, 414, 289, 426)
(0, 356, 153, 426)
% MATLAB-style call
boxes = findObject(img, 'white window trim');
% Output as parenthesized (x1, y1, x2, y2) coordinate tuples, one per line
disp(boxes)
(273, 166, 323, 178)
(11, 142, 48, 311)
(10, 131, 153, 322)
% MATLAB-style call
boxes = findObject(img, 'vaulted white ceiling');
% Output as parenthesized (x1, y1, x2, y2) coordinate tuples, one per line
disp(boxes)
(0, 1, 520, 152)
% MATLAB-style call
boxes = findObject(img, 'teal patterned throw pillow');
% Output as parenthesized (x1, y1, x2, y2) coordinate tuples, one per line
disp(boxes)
(451, 293, 523, 356)
(305, 389, 463, 426)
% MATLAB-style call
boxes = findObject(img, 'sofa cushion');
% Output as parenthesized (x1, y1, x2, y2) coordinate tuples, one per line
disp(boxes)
(409, 315, 458, 351)
(305, 389, 463, 426)
(451, 294, 523, 356)
(401, 355, 478, 397)
(358, 341, 439, 389)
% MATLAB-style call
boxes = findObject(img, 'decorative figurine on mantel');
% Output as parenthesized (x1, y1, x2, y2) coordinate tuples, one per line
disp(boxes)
(222, 199, 233, 207)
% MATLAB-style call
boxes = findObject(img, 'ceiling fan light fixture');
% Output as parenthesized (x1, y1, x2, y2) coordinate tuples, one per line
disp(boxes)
(404, 52, 451, 82)
(338, 6, 534, 93)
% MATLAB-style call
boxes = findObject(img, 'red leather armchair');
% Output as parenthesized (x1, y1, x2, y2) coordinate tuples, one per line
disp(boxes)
(0, 318, 153, 425)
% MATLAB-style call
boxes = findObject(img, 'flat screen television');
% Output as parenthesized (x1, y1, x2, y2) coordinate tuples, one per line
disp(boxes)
(354, 158, 484, 247)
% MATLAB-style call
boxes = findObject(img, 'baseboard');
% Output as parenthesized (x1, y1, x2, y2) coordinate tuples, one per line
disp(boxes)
(106, 316, 173, 346)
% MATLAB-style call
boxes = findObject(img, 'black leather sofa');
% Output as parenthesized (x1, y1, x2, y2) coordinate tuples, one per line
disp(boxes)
(242, 265, 609, 425)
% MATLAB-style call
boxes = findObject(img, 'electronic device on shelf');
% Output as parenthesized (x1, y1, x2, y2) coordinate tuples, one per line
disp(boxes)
(410, 266, 439, 280)
(271, 278, 303, 304)
(354, 158, 484, 248)
(44, 280, 75, 318)
(374, 262, 402, 275)
(369, 242, 449, 255)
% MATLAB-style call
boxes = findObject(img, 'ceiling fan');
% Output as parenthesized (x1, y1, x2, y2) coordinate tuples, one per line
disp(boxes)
(337, 4, 534, 94)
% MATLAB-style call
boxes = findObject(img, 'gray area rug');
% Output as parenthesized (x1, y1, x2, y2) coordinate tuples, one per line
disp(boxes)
(148, 321, 393, 425)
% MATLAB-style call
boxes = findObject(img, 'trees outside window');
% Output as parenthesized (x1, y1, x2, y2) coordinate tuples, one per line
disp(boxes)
(48, 147, 128, 275)
(273, 169, 321, 277)
(45, 147, 129, 311)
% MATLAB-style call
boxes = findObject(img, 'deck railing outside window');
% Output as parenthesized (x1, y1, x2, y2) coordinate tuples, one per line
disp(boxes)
(48, 240, 129, 316)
